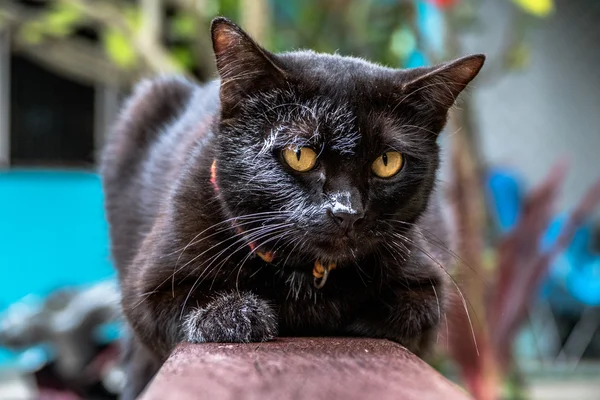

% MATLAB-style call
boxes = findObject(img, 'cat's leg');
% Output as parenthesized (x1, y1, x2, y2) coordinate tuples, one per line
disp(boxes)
(384, 288, 442, 356)
(119, 330, 162, 400)
(182, 291, 277, 343)
(120, 216, 279, 360)
(122, 282, 278, 359)
(344, 275, 444, 356)
(119, 287, 276, 399)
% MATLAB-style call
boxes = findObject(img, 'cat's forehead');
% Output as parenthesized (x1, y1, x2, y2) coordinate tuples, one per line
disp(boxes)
(283, 52, 401, 95)
(278, 50, 397, 80)
(261, 92, 359, 155)
(255, 88, 429, 159)
(276, 51, 403, 113)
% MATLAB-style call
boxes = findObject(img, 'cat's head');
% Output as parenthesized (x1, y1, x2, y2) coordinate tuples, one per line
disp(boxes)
(210, 17, 484, 266)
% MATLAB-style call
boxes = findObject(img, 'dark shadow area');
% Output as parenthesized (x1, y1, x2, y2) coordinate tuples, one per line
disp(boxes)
(10, 55, 94, 166)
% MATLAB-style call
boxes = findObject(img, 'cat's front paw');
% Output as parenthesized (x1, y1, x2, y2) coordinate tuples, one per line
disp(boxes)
(182, 292, 277, 343)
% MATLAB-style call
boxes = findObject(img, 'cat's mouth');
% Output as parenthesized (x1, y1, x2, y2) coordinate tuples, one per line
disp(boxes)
(250, 226, 371, 267)
(310, 235, 363, 262)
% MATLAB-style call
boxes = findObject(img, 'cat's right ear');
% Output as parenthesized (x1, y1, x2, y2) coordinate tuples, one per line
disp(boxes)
(211, 17, 286, 117)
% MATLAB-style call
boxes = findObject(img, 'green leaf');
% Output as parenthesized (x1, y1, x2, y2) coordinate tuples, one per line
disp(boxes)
(102, 28, 137, 69)
(44, 2, 81, 37)
(171, 46, 195, 70)
(219, 0, 239, 20)
(172, 14, 197, 39)
(389, 26, 416, 60)
(19, 21, 45, 45)
(123, 6, 142, 32)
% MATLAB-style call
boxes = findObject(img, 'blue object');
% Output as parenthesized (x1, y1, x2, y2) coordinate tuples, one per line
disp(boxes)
(541, 215, 600, 307)
(405, 50, 429, 68)
(415, 0, 446, 58)
(0, 169, 115, 367)
(485, 168, 600, 309)
(486, 169, 523, 233)
(567, 259, 600, 305)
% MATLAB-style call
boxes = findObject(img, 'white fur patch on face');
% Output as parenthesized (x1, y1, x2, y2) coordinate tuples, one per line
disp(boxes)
(329, 191, 356, 214)
(249, 89, 359, 157)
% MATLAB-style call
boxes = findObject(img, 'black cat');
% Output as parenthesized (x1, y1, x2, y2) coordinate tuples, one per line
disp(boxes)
(101, 17, 484, 399)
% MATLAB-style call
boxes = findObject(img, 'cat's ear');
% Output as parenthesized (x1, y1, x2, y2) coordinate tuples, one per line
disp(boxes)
(400, 54, 485, 114)
(211, 17, 286, 116)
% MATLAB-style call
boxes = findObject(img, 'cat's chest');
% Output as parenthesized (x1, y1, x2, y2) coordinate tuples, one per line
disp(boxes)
(255, 267, 376, 334)
(278, 296, 348, 334)
(234, 254, 388, 333)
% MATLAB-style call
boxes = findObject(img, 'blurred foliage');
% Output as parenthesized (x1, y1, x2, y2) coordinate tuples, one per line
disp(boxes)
(104, 27, 138, 69)
(0, 0, 555, 87)
(1, 0, 419, 86)
(268, 1, 416, 67)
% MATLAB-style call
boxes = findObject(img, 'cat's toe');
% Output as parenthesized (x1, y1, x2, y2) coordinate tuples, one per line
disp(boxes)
(182, 292, 277, 343)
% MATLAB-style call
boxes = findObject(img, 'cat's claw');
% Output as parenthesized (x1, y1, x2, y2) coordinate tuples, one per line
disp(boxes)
(182, 292, 277, 343)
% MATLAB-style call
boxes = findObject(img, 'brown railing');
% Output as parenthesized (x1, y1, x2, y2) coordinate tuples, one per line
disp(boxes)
(141, 338, 471, 400)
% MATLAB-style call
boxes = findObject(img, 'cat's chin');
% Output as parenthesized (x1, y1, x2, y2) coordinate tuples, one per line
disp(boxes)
(309, 236, 367, 263)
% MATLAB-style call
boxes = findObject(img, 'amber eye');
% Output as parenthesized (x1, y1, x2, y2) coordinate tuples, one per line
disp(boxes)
(282, 146, 318, 172)
(372, 151, 404, 178)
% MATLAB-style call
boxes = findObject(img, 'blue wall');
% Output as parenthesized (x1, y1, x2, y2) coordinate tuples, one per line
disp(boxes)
(0, 169, 115, 311)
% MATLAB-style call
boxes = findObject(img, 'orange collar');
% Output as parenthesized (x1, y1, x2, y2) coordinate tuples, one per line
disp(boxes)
(210, 159, 336, 288)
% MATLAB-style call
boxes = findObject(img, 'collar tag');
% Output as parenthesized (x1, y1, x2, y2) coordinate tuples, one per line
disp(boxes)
(313, 260, 336, 289)
(256, 250, 275, 263)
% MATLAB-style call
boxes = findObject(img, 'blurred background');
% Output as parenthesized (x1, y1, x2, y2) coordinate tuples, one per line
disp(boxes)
(0, 0, 599, 399)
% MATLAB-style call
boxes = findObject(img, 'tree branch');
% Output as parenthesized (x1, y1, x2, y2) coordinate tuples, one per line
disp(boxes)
(60, 0, 189, 78)
(12, 36, 134, 87)
(3, 1, 134, 87)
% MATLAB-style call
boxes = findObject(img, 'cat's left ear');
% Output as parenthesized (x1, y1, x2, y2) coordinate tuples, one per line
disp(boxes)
(400, 54, 485, 114)
(211, 17, 287, 117)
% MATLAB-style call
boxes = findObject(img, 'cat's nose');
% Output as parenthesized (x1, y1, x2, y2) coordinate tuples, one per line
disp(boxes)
(327, 209, 364, 231)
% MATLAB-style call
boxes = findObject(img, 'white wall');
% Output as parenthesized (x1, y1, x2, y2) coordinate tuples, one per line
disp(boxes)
(0, 29, 9, 167)
(462, 0, 600, 218)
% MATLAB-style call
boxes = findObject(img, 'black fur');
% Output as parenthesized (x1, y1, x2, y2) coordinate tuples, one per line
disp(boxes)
(101, 17, 484, 399)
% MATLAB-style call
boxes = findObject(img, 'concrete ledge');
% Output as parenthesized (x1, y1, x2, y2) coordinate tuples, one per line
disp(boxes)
(141, 338, 470, 400)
